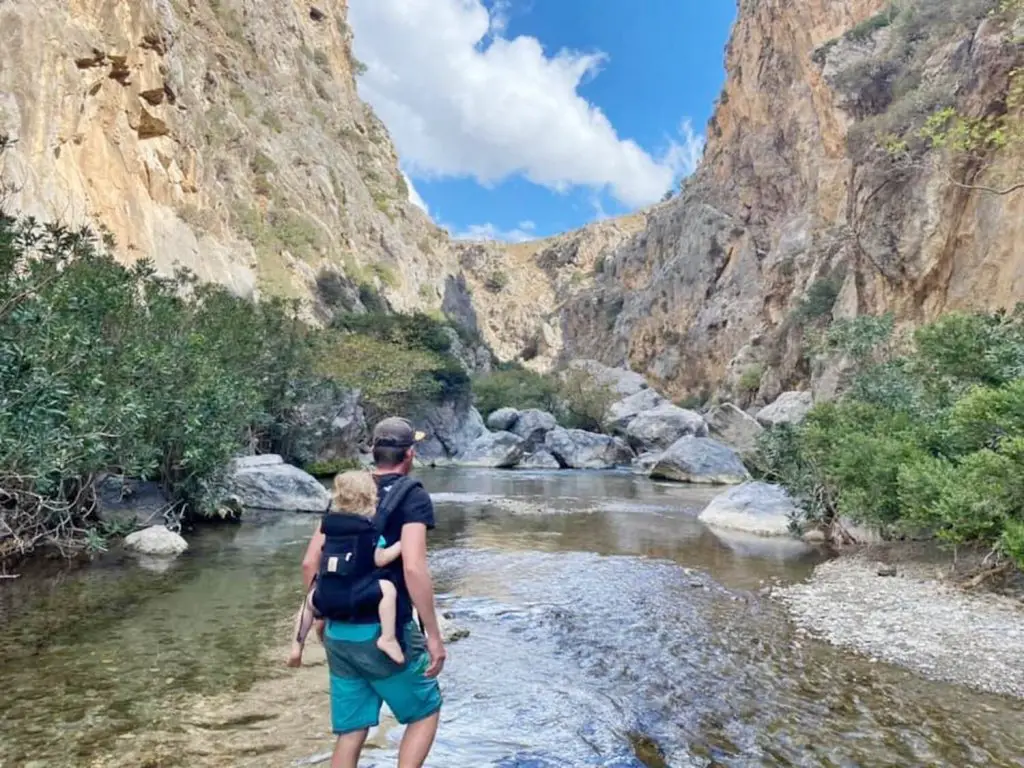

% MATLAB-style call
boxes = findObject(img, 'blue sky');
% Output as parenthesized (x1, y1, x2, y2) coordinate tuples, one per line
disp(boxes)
(348, 0, 736, 242)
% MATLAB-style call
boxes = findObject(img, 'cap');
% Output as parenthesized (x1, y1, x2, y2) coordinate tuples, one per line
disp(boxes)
(372, 416, 427, 449)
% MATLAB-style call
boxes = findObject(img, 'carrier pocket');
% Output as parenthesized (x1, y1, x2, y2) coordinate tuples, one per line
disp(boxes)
(320, 534, 360, 578)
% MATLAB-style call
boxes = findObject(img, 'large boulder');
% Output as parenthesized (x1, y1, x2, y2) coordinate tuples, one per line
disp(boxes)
(416, 399, 487, 458)
(519, 450, 561, 470)
(544, 427, 634, 469)
(698, 482, 797, 536)
(287, 381, 367, 467)
(705, 403, 764, 461)
(486, 407, 520, 432)
(756, 391, 814, 427)
(649, 437, 751, 485)
(567, 359, 649, 397)
(224, 455, 331, 512)
(454, 432, 526, 468)
(603, 388, 665, 435)
(625, 404, 707, 452)
(511, 409, 558, 451)
(94, 474, 170, 529)
(124, 525, 188, 556)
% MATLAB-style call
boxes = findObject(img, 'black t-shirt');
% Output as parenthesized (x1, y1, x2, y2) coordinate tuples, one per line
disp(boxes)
(372, 472, 434, 626)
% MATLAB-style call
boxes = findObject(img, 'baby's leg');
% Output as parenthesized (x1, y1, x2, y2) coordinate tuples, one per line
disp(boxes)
(287, 590, 316, 667)
(375, 580, 405, 665)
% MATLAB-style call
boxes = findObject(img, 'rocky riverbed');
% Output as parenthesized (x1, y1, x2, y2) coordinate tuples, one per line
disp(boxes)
(774, 554, 1024, 699)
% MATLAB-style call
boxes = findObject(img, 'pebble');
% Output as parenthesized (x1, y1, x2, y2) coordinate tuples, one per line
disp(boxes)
(773, 556, 1024, 699)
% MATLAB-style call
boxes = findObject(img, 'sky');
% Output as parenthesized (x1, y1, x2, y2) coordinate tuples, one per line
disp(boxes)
(347, 0, 736, 242)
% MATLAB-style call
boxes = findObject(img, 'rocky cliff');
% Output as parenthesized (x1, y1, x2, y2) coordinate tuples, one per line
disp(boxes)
(461, 0, 1024, 405)
(0, 0, 461, 321)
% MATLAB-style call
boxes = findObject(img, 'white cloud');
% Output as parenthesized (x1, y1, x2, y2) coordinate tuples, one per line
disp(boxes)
(453, 222, 537, 243)
(402, 171, 429, 213)
(662, 119, 705, 179)
(349, 0, 704, 209)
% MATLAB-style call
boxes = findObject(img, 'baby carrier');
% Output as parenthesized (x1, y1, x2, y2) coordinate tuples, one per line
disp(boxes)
(311, 475, 422, 622)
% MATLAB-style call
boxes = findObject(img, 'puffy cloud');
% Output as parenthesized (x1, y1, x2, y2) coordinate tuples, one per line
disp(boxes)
(402, 171, 429, 213)
(452, 221, 537, 243)
(349, 0, 703, 209)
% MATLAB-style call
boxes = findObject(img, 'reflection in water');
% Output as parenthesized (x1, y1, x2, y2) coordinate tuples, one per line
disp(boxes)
(1, 469, 1022, 767)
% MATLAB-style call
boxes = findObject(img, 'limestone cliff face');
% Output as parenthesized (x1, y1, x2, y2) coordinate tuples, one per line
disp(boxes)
(463, 0, 1024, 404)
(0, 0, 458, 318)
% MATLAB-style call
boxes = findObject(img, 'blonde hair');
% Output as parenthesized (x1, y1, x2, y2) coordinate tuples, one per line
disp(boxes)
(331, 470, 378, 517)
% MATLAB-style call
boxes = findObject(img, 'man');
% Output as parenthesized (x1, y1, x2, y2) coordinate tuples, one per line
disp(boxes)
(301, 416, 446, 768)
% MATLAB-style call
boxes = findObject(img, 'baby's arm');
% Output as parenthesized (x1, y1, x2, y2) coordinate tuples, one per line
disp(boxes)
(374, 541, 402, 567)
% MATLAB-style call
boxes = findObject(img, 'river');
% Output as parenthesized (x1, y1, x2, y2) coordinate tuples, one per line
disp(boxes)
(1, 468, 1022, 767)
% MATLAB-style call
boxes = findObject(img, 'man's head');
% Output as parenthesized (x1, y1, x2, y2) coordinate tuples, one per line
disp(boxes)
(371, 416, 426, 473)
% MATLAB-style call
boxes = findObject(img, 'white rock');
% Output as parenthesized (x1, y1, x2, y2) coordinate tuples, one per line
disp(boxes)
(124, 525, 188, 556)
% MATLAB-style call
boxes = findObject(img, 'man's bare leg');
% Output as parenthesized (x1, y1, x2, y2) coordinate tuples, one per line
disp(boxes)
(287, 591, 316, 667)
(397, 709, 440, 768)
(331, 729, 368, 768)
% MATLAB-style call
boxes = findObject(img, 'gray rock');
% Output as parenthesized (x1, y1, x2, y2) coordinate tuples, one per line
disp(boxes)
(631, 452, 661, 474)
(124, 525, 188, 556)
(567, 359, 649, 397)
(519, 450, 561, 469)
(698, 482, 797, 536)
(511, 409, 558, 450)
(649, 436, 751, 485)
(544, 427, 634, 469)
(93, 474, 170, 529)
(603, 388, 665, 435)
(756, 391, 814, 427)
(454, 431, 526, 468)
(416, 399, 486, 458)
(224, 455, 331, 512)
(705, 403, 764, 460)
(288, 382, 367, 467)
(625, 404, 707, 452)
(486, 407, 520, 431)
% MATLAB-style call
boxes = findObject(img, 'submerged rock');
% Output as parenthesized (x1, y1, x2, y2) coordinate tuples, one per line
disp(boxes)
(454, 431, 526, 468)
(544, 427, 634, 469)
(698, 481, 797, 536)
(224, 455, 331, 512)
(625, 403, 707, 452)
(649, 436, 750, 485)
(486, 407, 520, 432)
(756, 391, 813, 427)
(705, 402, 764, 461)
(124, 525, 188, 556)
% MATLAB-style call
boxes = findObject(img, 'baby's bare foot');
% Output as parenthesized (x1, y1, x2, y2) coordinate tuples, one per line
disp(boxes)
(376, 635, 405, 665)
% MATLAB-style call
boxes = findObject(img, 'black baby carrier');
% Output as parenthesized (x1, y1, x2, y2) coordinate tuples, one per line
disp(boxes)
(311, 475, 421, 622)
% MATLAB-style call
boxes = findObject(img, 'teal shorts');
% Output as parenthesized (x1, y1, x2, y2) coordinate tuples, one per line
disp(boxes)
(324, 619, 442, 734)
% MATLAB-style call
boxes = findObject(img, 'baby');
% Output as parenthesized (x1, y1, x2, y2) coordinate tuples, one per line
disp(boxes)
(288, 470, 405, 667)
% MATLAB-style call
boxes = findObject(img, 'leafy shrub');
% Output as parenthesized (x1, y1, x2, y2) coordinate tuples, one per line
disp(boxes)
(756, 305, 1024, 569)
(485, 270, 509, 293)
(0, 213, 318, 559)
(737, 365, 764, 395)
(557, 368, 618, 432)
(472, 366, 561, 418)
(792, 276, 843, 323)
(304, 458, 362, 477)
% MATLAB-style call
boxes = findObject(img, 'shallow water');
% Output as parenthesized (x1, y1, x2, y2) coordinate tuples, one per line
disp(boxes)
(2, 468, 1023, 767)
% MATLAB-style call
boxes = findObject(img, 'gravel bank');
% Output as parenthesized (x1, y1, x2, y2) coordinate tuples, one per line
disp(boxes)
(774, 556, 1024, 699)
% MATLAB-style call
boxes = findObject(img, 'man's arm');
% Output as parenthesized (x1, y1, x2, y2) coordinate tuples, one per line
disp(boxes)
(301, 522, 325, 590)
(401, 522, 439, 636)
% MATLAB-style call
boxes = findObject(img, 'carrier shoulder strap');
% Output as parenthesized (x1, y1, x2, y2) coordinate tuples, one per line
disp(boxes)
(374, 475, 423, 534)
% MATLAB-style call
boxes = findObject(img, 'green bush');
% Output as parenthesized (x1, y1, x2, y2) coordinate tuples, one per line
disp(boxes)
(485, 270, 509, 293)
(471, 366, 561, 418)
(304, 458, 362, 477)
(0, 213, 318, 559)
(755, 305, 1024, 569)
